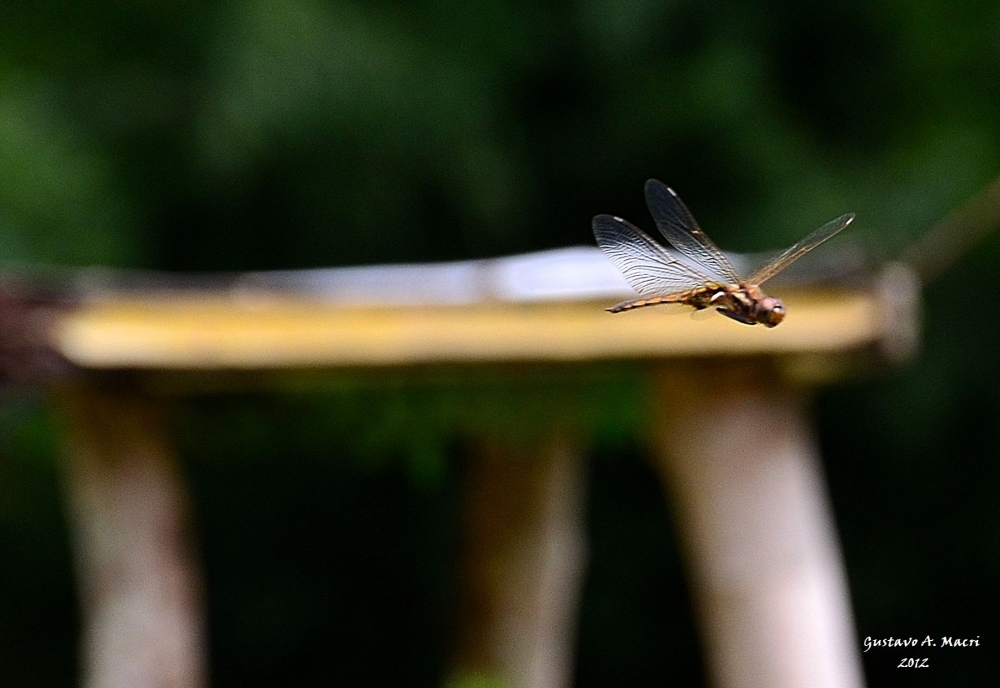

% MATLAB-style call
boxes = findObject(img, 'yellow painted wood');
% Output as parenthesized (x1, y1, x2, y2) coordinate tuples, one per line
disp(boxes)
(53, 285, 898, 370)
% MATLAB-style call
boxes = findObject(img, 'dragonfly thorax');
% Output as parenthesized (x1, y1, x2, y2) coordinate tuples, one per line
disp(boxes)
(716, 286, 785, 327)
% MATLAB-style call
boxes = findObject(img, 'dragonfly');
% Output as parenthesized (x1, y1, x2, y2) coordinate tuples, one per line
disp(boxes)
(593, 180, 855, 327)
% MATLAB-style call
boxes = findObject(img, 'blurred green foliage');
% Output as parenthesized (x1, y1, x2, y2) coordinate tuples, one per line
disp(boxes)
(2, 0, 998, 271)
(1, 0, 1000, 685)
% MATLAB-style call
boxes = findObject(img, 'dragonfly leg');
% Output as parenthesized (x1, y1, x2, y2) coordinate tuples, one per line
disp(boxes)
(716, 308, 757, 326)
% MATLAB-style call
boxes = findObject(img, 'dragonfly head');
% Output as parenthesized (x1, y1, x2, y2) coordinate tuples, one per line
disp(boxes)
(756, 295, 786, 327)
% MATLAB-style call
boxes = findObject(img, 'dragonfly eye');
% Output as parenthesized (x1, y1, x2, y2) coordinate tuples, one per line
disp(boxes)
(758, 297, 786, 327)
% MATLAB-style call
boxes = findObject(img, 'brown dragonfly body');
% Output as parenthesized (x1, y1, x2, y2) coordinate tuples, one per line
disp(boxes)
(607, 282, 784, 326)
(594, 180, 854, 327)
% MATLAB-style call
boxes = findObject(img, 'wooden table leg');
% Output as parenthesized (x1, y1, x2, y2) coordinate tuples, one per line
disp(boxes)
(452, 437, 587, 688)
(56, 384, 206, 688)
(652, 365, 865, 688)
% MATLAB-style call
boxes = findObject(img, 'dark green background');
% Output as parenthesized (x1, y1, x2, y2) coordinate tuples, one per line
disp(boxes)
(1, 1, 999, 685)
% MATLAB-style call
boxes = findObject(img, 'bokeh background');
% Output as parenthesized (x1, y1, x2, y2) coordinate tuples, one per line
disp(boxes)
(1, 0, 999, 685)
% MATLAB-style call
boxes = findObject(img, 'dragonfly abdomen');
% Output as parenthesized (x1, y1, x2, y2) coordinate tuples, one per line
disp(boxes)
(606, 292, 702, 313)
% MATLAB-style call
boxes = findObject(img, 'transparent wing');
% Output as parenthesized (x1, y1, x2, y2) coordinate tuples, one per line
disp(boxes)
(644, 179, 742, 285)
(592, 214, 716, 296)
(746, 213, 855, 286)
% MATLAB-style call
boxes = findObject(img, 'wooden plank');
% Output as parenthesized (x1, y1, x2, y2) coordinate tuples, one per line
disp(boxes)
(1, 248, 911, 372)
(52, 285, 901, 370)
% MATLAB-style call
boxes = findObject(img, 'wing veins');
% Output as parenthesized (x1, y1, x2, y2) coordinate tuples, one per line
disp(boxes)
(644, 179, 742, 285)
(746, 213, 855, 285)
(592, 214, 718, 297)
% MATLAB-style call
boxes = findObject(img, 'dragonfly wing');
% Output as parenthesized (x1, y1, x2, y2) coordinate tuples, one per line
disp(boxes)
(745, 213, 855, 286)
(592, 214, 716, 297)
(644, 179, 742, 285)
